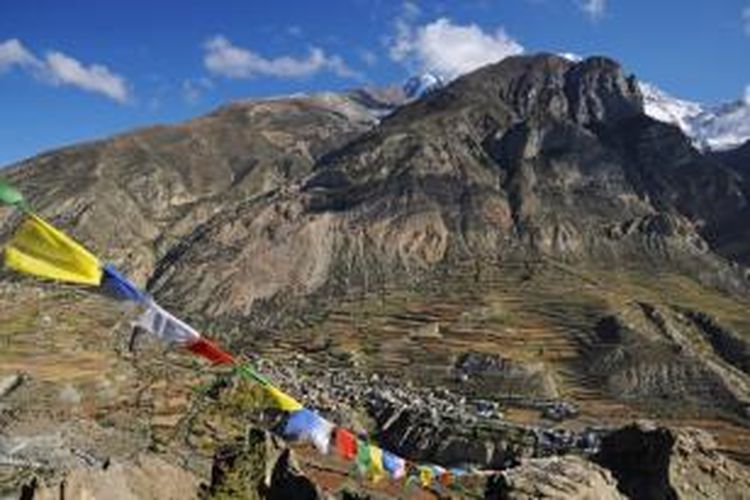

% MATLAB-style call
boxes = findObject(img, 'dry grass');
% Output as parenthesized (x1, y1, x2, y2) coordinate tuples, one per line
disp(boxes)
(0, 287, 123, 383)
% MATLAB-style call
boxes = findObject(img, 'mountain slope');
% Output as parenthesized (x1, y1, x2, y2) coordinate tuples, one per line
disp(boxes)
(0, 93, 380, 282)
(154, 55, 747, 314)
(1, 54, 750, 479)
(142, 55, 750, 435)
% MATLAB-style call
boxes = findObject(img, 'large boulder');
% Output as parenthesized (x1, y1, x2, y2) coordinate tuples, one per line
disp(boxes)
(488, 455, 625, 499)
(595, 422, 750, 499)
(24, 455, 200, 500)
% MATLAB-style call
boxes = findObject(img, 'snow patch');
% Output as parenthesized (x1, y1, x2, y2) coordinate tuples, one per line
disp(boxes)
(403, 73, 444, 99)
(640, 82, 750, 151)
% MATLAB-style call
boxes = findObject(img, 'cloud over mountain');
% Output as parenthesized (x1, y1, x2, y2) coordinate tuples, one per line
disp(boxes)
(43, 52, 129, 103)
(0, 38, 130, 103)
(203, 35, 361, 80)
(389, 17, 523, 80)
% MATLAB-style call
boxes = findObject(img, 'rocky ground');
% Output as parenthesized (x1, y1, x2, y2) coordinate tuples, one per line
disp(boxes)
(2, 255, 750, 499)
(3, 350, 750, 499)
(1, 277, 750, 499)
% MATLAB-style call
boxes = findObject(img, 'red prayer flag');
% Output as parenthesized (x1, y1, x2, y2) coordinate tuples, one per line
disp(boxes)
(186, 338, 235, 365)
(439, 471, 453, 486)
(334, 428, 357, 460)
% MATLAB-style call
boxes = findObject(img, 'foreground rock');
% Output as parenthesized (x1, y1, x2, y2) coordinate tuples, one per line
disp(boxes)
(205, 428, 323, 500)
(3, 354, 750, 499)
(22, 455, 200, 500)
(595, 422, 750, 499)
(490, 456, 624, 499)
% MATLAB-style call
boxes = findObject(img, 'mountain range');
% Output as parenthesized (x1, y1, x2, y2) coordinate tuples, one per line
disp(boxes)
(1, 53, 750, 498)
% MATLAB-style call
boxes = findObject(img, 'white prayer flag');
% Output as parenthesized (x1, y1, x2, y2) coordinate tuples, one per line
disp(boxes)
(135, 300, 201, 345)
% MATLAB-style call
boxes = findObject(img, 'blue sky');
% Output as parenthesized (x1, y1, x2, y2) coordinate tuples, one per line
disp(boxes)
(0, 0, 748, 167)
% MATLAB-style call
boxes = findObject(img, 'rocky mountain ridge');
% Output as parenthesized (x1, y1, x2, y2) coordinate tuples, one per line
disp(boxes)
(141, 54, 749, 321)
(1, 53, 750, 498)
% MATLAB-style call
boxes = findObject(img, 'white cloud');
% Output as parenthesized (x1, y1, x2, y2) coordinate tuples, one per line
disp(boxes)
(0, 39, 39, 72)
(389, 17, 524, 80)
(579, 0, 606, 21)
(389, 1, 422, 64)
(203, 35, 361, 80)
(44, 52, 129, 103)
(0, 38, 130, 103)
(743, 5, 750, 36)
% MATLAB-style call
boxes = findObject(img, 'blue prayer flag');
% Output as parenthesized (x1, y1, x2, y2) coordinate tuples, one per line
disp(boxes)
(102, 264, 147, 302)
(282, 409, 333, 454)
(382, 451, 406, 479)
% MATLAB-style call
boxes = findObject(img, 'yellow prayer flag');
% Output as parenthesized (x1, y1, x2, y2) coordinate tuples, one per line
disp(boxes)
(265, 384, 303, 412)
(419, 466, 434, 488)
(369, 445, 385, 481)
(4, 213, 102, 285)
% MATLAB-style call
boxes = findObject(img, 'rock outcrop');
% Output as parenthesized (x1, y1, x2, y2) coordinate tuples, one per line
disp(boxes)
(490, 455, 625, 500)
(583, 302, 750, 419)
(22, 455, 200, 500)
(595, 422, 750, 500)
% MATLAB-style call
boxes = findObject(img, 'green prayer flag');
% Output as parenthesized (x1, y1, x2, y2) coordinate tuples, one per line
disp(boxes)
(236, 362, 270, 386)
(356, 439, 371, 475)
(0, 178, 24, 207)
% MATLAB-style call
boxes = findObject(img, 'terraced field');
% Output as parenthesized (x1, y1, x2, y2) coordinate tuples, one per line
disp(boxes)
(0, 284, 122, 384)
(273, 258, 750, 461)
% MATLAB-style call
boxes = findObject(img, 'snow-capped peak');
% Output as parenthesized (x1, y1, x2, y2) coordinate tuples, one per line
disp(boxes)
(403, 73, 444, 100)
(640, 82, 750, 151)
(640, 82, 703, 136)
(558, 52, 583, 62)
